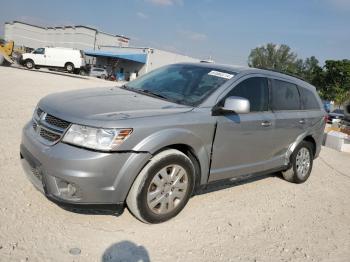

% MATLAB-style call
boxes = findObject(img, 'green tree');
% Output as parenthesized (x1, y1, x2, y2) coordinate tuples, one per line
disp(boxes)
(321, 60, 350, 106)
(248, 43, 298, 74)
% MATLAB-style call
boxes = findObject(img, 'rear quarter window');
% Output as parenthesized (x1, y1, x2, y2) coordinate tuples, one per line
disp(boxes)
(298, 86, 320, 110)
(271, 79, 300, 111)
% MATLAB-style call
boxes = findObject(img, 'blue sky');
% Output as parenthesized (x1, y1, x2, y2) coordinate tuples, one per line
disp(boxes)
(1, 0, 349, 65)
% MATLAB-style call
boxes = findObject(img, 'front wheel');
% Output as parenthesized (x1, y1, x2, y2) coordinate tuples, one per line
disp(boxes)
(282, 141, 314, 183)
(126, 149, 195, 223)
(25, 59, 34, 69)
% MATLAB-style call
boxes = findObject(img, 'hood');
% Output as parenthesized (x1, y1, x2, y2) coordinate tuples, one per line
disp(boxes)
(38, 86, 192, 126)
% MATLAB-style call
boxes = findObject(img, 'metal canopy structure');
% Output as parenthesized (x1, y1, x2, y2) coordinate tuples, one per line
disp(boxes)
(84, 50, 147, 64)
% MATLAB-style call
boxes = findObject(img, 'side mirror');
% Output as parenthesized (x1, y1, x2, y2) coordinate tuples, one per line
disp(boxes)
(222, 96, 250, 114)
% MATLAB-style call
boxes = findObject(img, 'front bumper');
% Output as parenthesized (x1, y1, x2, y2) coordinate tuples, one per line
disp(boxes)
(20, 121, 151, 207)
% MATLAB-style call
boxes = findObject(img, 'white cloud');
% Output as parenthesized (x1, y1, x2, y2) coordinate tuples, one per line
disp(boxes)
(146, 0, 183, 6)
(178, 29, 207, 41)
(137, 12, 149, 19)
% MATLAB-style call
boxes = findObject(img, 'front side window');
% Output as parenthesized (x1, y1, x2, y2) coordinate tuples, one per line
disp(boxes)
(298, 86, 320, 110)
(126, 65, 236, 106)
(33, 48, 45, 55)
(271, 79, 300, 111)
(225, 77, 269, 112)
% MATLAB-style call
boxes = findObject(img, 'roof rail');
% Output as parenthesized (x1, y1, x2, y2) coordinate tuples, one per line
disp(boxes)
(258, 67, 306, 82)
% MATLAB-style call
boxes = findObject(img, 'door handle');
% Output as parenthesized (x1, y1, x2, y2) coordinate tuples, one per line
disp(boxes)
(299, 119, 306, 124)
(261, 121, 271, 127)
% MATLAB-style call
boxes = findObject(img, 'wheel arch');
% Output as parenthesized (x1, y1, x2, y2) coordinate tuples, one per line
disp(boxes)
(303, 135, 316, 157)
(285, 132, 318, 166)
(64, 61, 75, 69)
(132, 128, 210, 186)
(155, 144, 202, 193)
(24, 58, 34, 64)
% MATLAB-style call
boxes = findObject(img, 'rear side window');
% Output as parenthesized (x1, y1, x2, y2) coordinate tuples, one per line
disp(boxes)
(298, 86, 320, 110)
(271, 79, 300, 110)
(226, 77, 269, 112)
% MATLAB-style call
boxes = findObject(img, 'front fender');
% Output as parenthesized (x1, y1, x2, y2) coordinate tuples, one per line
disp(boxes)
(133, 128, 211, 185)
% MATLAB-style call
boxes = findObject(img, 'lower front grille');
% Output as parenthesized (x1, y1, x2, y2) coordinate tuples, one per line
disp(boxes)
(39, 128, 61, 142)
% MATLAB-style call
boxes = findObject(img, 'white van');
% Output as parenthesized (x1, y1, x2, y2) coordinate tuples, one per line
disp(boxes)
(21, 47, 86, 73)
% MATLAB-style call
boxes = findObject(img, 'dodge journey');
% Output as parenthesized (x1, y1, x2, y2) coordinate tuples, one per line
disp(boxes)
(20, 63, 326, 223)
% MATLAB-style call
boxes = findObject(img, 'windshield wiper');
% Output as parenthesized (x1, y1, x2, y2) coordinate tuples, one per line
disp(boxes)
(121, 85, 167, 99)
(139, 89, 168, 100)
(120, 86, 190, 105)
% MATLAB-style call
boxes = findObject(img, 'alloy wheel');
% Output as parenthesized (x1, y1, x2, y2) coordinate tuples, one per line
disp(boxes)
(295, 147, 311, 179)
(147, 164, 189, 215)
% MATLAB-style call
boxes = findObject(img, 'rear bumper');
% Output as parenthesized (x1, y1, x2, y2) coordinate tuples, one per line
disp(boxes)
(20, 121, 151, 207)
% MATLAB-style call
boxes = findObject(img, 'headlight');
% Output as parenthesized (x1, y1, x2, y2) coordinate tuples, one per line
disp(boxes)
(62, 124, 132, 151)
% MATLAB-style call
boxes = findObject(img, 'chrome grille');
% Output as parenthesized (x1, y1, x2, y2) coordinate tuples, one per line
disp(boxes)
(45, 114, 70, 129)
(32, 108, 71, 145)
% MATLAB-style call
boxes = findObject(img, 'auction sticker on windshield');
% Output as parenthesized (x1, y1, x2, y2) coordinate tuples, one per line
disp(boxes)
(208, 70, 234, 79)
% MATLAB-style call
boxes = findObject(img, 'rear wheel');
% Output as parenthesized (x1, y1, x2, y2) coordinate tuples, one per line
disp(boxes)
(126, 149, 195, 223)
(65, 63, 74, 73)
(25, 59, 34, 69)
(282, 141, 313, 183)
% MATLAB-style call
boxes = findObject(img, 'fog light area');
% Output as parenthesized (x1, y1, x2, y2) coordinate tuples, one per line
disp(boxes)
(56, 178, 81, 200)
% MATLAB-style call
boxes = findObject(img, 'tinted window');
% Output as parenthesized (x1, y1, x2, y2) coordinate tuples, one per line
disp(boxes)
(271, 80, 300, 110)
(226, 77, 269, 112)
(33, 48, 45, 55)
(298, 87, 320, 110)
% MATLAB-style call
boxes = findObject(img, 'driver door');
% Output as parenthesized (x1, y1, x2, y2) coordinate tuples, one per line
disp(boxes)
(209, 76, 277, 182)
(32, 48, 46, 66)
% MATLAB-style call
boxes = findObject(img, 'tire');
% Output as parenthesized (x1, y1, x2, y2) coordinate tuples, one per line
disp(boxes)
(65, 63, 74, 73)
(126, 149, 195, 223)
(25, 59, 34, 69)
(282, 141, 314, 184)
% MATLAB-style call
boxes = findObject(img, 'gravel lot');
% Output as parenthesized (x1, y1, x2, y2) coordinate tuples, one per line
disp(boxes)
(0, 66, 350, 262)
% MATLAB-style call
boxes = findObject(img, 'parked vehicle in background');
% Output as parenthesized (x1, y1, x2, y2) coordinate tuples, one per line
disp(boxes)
(89, 67, 108, 79)
(20, 63, 326, 223)
(21, 47, 86, 74)
(327, 109, 344, 124)
(342, 101, 350, 126)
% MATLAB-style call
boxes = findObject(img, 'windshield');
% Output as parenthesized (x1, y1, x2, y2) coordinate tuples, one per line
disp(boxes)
(125, 64, 236, 106)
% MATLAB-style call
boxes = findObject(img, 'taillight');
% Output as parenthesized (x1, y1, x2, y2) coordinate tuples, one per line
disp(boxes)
(324, 115, 328, 124)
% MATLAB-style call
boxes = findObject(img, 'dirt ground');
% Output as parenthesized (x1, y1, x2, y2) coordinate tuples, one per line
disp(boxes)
(0, 66, 349, 262)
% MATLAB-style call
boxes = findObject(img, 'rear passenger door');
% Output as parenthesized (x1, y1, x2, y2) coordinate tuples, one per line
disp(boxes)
(270, 79, 305, 159)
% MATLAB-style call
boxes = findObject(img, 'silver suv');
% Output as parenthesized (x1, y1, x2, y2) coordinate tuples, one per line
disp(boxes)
(20, 63, 326, 223)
